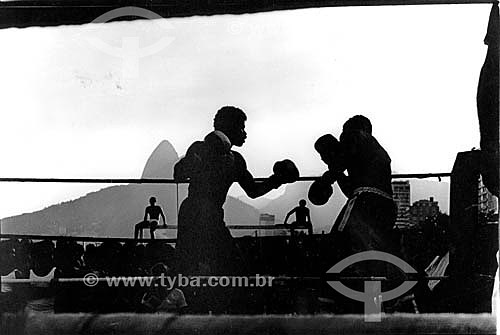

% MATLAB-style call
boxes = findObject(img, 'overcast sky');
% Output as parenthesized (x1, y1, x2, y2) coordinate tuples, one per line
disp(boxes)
(0, 4, 491, 218)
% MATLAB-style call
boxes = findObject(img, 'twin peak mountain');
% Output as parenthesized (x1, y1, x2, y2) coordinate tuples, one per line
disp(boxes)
(3, 141, 262, 237)
(2, 140, 448, 237)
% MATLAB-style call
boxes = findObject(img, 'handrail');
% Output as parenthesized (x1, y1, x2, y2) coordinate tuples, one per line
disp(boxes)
(151, 224, 296, 230)
(0, 230, 320, 241)
(0, 233, 176, 243)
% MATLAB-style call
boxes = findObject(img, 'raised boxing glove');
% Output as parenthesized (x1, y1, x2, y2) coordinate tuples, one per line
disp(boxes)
(272, 159, 300, 184)
(308, 178, 334, 206)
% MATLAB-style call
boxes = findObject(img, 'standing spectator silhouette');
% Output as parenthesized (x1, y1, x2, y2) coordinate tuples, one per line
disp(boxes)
(134, 197, 166, 239)
(174, 106, 299, 313)
(284, 199, 313, 236)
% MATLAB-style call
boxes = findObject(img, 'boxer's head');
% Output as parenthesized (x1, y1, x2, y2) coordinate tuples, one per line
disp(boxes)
(314, 134, 340, 166)
(343, 115, 372, 134)
(214, 106, 247, 147)
(299, 199, 306, 207)
(149, 197, 156, 205)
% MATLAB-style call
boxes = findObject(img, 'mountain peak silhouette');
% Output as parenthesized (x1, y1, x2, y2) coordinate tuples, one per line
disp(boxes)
(141, 140, 179, 179)
(2, 139, 261, 237)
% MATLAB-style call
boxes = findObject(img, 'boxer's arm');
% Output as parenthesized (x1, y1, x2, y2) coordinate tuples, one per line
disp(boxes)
(338, 130, 365, 171)
(239, 169, 281, 199)
(235, 152, 281, 199)
(335, 172, 354, 198)
(321, 170, 353, 198)
(236, 153, 300, 199)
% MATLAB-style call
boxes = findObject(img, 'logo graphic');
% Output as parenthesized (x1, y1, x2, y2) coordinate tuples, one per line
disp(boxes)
(83, 273, 99, 287)
(87, 7, 175, 78)
(326, 251, 417, 322)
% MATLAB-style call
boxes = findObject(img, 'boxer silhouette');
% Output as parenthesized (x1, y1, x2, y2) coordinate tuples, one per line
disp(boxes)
(174, 106, 299, 313)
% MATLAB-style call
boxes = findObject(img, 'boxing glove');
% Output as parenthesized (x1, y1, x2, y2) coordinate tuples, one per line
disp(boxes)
(308, 178, 334, 206)
(272, 159, 300, 184)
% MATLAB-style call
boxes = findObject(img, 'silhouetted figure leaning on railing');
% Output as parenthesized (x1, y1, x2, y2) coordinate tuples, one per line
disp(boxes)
(134, 197, 166, 239)
(284, 199, 313, 236)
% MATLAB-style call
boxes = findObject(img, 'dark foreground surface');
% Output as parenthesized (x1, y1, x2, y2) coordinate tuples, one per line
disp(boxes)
(1, 312, 496, 335)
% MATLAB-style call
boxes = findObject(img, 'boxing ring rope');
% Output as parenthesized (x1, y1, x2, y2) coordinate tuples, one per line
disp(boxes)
(0, 172, 451, 184)
(0, 172, 451, 238)
(5, 273, 481, 285)
(0, 172, 452, 247)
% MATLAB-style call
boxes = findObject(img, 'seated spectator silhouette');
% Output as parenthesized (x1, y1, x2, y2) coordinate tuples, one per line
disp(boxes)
(25, 240, 57, 314)
(54, 240, 86, 313)
(0, 239, 24, 313)
(284, 199, 313, 236)
(134, 197, 166, 239)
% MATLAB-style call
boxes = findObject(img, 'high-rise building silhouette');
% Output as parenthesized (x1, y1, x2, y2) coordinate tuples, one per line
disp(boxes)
(410, 197, 440, 227)
(392, 180, 411, 229)
(259, 213, 278, 237)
